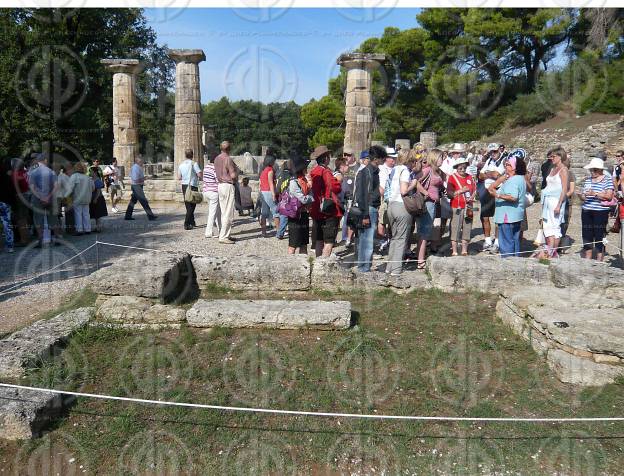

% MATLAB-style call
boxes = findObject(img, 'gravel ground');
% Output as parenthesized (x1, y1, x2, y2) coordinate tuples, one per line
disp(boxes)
(0, 200, 621, 335)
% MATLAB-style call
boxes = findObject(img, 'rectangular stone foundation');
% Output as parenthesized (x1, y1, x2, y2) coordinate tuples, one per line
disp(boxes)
(186, 299, 352, 330)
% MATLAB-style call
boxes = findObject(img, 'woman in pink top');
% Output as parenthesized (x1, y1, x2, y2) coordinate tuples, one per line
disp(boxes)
(202, 156, 221, 238)
(406, 150, 444, 269)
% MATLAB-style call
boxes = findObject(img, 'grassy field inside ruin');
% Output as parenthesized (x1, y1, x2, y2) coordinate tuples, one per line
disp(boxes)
(2, 287, 624, 474)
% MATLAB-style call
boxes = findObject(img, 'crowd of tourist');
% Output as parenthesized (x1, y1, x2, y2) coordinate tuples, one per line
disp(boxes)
(1, 142, 622, 272)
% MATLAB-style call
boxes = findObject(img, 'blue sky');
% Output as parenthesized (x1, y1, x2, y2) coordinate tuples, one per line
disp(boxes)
(147, 8, 420, 105)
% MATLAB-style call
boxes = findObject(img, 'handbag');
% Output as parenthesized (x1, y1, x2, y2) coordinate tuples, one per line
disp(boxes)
(320, 169, 337, 215)
(402, 170, 431, 217)
(277, 189, 302, 219)
(600, 197, 618, 207)
(94, 178, 104, 190)
(184, 163, 203, 204)
(525, 193, 535, 208)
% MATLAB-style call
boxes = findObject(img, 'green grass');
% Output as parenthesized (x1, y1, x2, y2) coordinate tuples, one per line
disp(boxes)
(2, 289, 624, 474)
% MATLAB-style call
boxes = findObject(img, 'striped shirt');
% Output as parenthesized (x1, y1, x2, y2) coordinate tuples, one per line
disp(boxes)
(581, 175, 614, 211)
(202, 164, 218, 193)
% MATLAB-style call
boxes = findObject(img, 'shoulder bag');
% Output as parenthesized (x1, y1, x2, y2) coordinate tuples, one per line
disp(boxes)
(184, 162, 204, 204)
(402, 170, 430, 217)
(320, 168, 337, 215)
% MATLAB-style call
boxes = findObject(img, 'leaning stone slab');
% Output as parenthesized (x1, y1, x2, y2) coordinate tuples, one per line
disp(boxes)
(0, 308, 94, 379)
(186, 299, 351, 330)
(0, 387, 67, 440)
(192, 255, 311, 292)
(427, 256, 551, 293)
(89, 252, 197, 303)
(94, 295, 185, 328)
(496, 287, 624, 386)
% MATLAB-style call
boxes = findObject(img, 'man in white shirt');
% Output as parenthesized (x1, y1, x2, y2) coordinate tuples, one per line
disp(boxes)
(178, 148, 203, 230)
(124, 157, 157, 221)
(478, 143, 505, 251)
(376, 147, 397, 252)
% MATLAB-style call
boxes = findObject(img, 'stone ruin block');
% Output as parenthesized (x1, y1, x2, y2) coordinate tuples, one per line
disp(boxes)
(186, 299, 351, 330)
(89, 252, 198, 304)
(0, 308, 93, 379)
(496, 286, 624, 386)
(192, 254, 311, 292)
(94, 295, 185, 329)
(0, 387, 67, 440)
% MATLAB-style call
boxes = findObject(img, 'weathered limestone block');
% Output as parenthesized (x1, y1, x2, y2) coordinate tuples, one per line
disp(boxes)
(186, 299, 351, 330)
(0, 387, 66, 440)
(95, 296, 185, 328)
(549, 257, 624, 299)
(192, 255, 311, 292)
(311, 256, 354, 290)
(89, 252, 197, 303)
(496, 287, 624, 386)
(0, 308, 93, 379)
(427, 256, 551, 293)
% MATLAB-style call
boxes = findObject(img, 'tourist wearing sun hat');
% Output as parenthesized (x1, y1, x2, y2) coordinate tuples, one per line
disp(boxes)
(447, 156, 476, 256)
(577, 156, 615, 261)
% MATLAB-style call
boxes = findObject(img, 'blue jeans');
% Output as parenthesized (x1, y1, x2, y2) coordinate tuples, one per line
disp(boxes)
(498, 221, 522, 257)
(277, 214, 288, 238)
(0, 202, 14, 250)
(356, 206, 378, 272)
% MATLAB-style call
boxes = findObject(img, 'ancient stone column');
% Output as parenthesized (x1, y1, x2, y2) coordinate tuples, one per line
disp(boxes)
(169, 49, 205, 175)
(100, 59, 140, 178)
(337, 53, 385, 159)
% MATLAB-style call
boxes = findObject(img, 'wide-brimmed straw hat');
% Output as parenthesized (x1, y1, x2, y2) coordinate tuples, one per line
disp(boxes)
(583, 157, 606, 170)
(310, 145, 331, 161)
(385, 147, 398, 158)
(487, 143, 500, 152)
(449, 143, 466, 153)
(453, 157, 469, 168)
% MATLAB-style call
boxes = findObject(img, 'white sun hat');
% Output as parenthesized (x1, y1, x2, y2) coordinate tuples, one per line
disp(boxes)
(453, 157, 470, 168)
(583, 157, 606, 170)
(487, 143, 500, 152)
(385, 147, 398, 158)
(449, 143, 466, 153)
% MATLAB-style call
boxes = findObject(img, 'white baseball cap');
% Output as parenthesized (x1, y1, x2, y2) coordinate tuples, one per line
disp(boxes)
(487, 143, 500, 152)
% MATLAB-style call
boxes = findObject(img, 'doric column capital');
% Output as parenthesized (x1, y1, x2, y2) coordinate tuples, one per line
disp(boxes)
(168, 49, 206, 64)
(100, 58, 140, 75)
(337, 52, 386, 70)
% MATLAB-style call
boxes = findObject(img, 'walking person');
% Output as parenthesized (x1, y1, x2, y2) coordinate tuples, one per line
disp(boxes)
(286, 156, 314, 255)
(65, 162, 94, 235)
(124, 157, 158, 221)
(384, 149, 413, 276)
(491, 155, 527, 257)
(202, 154, 221, 238)
(448, 157, 477, 256)
(310, 145, 342, 257)
(103, 158, 122, 213)
(540, 147, 569, 258)
(29, 153, 62, 247)
(88, 160, 108, 233)
(214, 141, 238, 244)
(578, 157, 615, 261)
(259, 152, 279, 237)
(178, 148, 202, 230)
(352, 145, 383, 272)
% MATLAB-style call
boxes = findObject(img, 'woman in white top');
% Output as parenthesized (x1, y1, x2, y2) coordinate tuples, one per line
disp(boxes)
(540, 147, 569, 258)
(384, 154, 412, 276)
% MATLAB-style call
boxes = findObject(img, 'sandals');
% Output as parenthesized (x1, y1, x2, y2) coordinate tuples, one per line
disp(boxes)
(416, 260, 426, 270)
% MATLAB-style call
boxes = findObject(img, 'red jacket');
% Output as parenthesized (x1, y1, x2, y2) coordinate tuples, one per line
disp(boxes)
(310, 165, 343, 220)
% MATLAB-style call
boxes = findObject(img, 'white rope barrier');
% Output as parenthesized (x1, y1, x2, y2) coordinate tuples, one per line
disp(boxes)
(1, 383, 623, 423)
(95, 240, 171, 254)
(0, 243, 96, 297)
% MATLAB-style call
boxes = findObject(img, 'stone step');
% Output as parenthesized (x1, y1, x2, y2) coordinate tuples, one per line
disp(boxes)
(0, 387, 68, 440)
(0, 308, 94, 379)
(186, 299, 352, 330)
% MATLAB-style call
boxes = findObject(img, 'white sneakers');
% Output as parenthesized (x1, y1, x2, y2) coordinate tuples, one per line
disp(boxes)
(111, 207, 118, 213)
